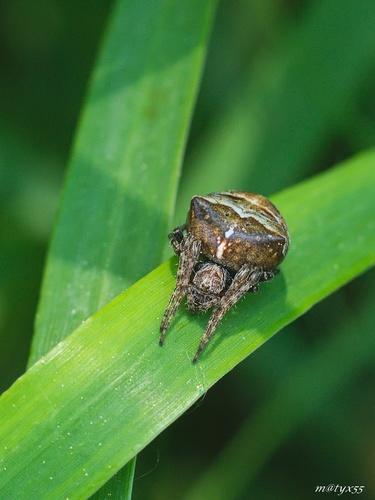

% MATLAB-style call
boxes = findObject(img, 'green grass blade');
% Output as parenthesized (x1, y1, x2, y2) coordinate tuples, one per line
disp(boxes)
(24, 0, 217, 498)
(92, 461, 136, 500)
(29, 0, 217, 364)
(0, 150, 374, 499)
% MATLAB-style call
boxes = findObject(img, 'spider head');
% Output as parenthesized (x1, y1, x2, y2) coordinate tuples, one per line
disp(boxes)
(187, 262, 231, 313)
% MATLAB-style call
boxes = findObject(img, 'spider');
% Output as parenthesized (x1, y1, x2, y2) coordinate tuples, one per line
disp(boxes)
(159, 191, 290, 362)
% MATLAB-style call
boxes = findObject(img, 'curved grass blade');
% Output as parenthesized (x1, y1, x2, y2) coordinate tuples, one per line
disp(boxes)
(0, 150, 374, 499)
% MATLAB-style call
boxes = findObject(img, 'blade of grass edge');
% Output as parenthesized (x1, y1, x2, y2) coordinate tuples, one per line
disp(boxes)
(0, 150, 374, 499)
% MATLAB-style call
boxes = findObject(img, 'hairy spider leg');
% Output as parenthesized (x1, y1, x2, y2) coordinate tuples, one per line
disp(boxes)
(168, 225, 187, 255)
(192, 265, 262, 362)
(159, 233, 201, 345)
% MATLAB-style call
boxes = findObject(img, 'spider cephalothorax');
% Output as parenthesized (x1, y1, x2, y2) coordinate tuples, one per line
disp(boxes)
(159, 191, 290, 362)
(187, 262, 231, 313)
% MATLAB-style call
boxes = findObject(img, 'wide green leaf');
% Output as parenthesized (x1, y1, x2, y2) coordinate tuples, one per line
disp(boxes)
(0, 151, 374, 499)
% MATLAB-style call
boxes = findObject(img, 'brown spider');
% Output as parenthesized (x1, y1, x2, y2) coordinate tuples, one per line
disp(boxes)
(159, 191, 290, 362)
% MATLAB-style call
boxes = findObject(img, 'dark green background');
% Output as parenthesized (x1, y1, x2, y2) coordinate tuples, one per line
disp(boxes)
(1, 1, 374, 498)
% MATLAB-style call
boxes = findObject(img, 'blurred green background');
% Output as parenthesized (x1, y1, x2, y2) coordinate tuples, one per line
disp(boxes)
(1, 1, 374, 499)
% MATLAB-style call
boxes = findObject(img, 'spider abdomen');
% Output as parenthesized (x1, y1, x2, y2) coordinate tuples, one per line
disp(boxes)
(187, 191, 289, 272)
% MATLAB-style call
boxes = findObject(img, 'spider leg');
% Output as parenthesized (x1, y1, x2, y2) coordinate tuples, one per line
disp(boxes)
(261, 268, 279, 282)
(168, 225, 187, 255)
(192, 264, 262, 362)
(159, 233, 201, 345)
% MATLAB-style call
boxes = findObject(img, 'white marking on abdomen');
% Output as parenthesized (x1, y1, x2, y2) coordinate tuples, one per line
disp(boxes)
(216, 240, 227, 259)
(225, 227, 234, 238)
